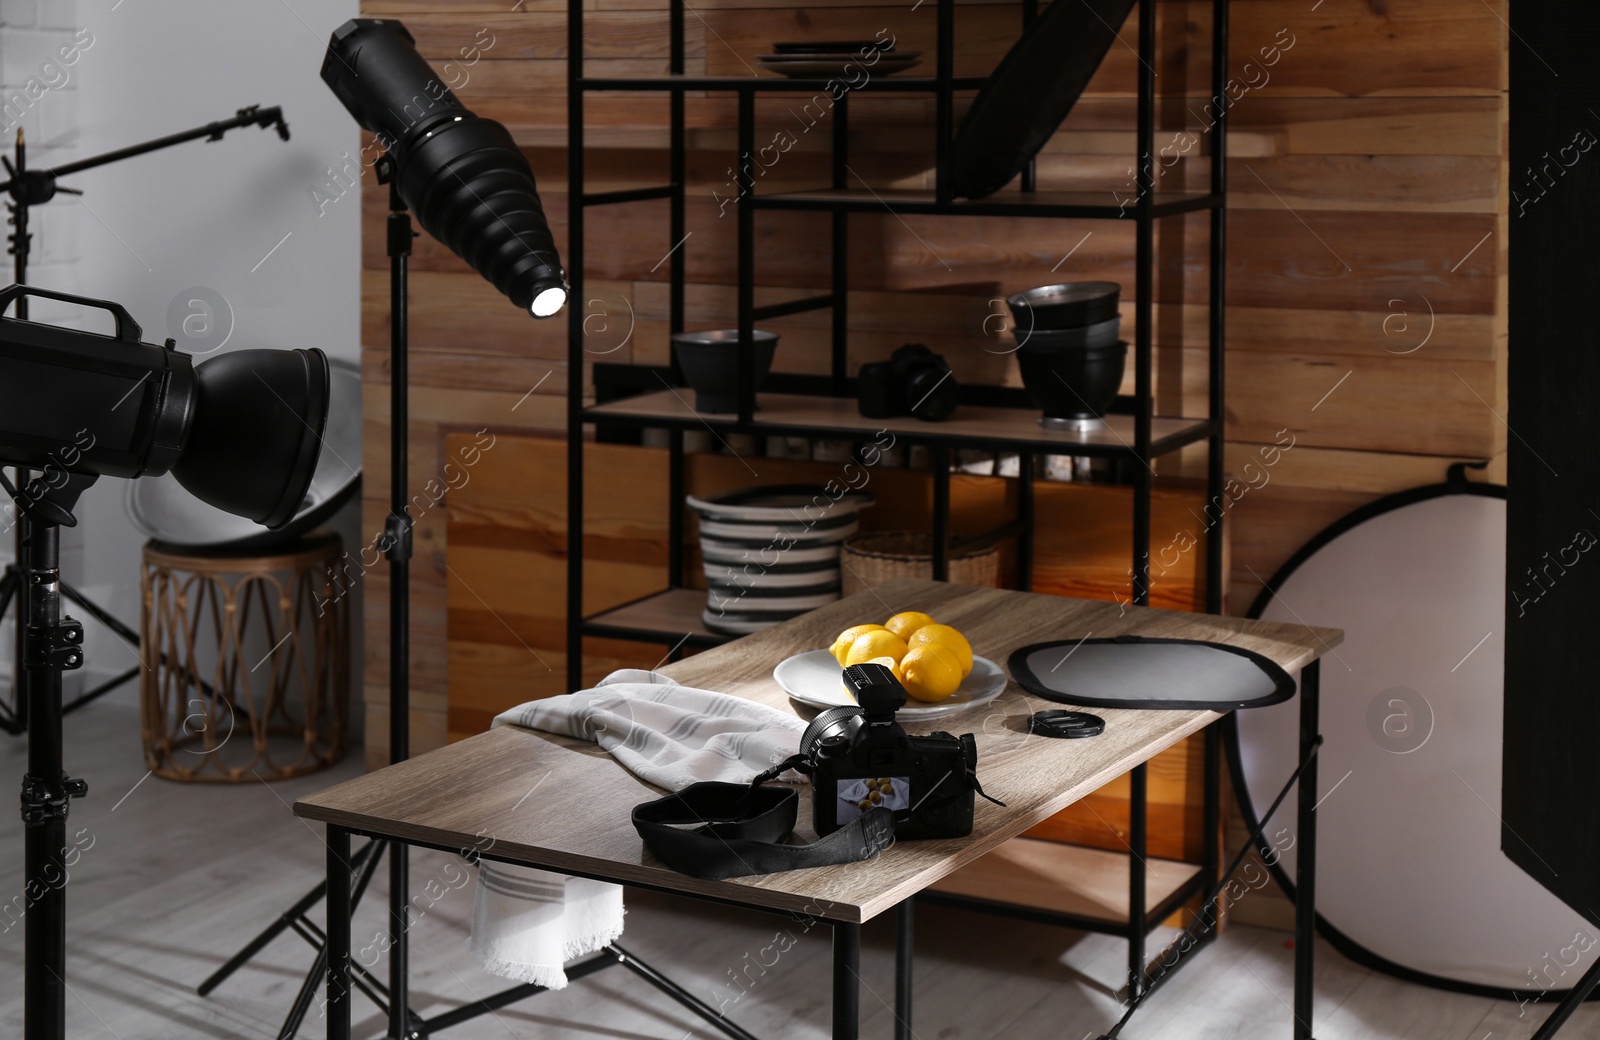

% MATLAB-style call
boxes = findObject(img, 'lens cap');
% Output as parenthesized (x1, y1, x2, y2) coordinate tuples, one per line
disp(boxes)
(1029, 710, 1105, 739)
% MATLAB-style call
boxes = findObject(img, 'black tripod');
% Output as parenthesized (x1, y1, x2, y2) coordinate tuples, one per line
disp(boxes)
(0, 105, 290, 734)
(3, 468, 95, 1040)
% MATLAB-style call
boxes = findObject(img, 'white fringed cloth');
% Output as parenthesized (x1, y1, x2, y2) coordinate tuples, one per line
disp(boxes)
(467, 669, 805, 988)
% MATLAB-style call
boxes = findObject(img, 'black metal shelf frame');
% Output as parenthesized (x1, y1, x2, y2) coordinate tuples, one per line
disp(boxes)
(581, 400, 1220, 458)
(567, 0, 1231, 1016)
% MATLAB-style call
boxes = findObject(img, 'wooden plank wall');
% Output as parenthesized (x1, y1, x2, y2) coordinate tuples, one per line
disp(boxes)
(358, 0, 1510, 803)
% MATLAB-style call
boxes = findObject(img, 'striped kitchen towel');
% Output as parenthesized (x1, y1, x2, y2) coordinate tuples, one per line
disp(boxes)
(467, 669, 806, 987)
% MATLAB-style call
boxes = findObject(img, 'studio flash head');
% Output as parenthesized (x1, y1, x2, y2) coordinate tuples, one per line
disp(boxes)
(321, 18, 568, 318)
(0, 285, 329, 530)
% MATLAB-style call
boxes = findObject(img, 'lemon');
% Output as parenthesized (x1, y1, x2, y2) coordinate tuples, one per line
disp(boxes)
(908, 624, 973, 678)
(898, 644, 963, 702)
(843, 630, 909, 668)
(884, 611, 937, 641)
(829, 623, 889, 664)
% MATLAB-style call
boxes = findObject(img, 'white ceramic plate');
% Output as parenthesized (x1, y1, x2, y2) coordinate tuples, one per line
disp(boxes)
(773, 649, 1007, 720)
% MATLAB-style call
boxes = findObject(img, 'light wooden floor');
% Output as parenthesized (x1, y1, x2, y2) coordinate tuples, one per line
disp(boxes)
(0, 692, 1595, 1039)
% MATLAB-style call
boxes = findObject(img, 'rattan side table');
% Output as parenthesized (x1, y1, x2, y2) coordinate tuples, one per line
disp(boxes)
(139, 531, 350, 781)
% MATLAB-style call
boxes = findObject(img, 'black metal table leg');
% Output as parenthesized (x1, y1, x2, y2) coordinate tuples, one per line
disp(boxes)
(1127, 762, 1148, 1001)
(895, 899, 913, 1040)
(326, 826, 352, 1040)
(282, 839, 390, 1039)
(1294, 660, 1320, 1040)
(833, 921, 860, 1040)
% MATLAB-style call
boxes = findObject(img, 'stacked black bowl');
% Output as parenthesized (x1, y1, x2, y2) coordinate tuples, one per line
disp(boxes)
(1007, 281, 1125, 431)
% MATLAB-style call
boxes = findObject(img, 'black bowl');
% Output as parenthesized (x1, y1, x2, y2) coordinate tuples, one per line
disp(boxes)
(1016, 340, 1127, 424)
(1007, 281, 1121, 332)
(1012, 315, 1120, 351)
(671, 329, 778, 413)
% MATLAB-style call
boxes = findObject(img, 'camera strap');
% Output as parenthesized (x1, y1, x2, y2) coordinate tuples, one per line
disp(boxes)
(632, 755, 896, 880)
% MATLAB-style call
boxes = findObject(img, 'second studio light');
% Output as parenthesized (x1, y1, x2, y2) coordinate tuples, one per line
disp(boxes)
(321, 19, 568, 318)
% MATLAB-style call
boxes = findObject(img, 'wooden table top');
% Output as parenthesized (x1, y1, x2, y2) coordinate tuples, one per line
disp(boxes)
(295, 580, 1342, 924)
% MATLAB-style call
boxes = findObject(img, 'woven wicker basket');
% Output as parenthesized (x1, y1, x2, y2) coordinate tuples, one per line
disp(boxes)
(841, 531, 1000, 596)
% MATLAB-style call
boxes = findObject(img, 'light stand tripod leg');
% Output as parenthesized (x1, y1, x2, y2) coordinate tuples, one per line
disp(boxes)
(198, 839, 380, 996)
(281, 951, 329, 1040)
(0, 564, 22, 734)
(60, 665, 140, 714)
(56, 580, 195, 716)
(292, 917, 396, 1010)
(1531, 955, 1600, 1040)
(58, 580, 139, 643)
(278, 840, 392, 1039)
(608, 944, 764, 1040)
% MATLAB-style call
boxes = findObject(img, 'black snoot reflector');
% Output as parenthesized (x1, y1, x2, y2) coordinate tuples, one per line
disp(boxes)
(321, 18, 566, 316)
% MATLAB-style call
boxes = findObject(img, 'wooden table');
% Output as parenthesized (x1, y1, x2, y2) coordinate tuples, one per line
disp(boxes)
(298, 579, 1342, 1040)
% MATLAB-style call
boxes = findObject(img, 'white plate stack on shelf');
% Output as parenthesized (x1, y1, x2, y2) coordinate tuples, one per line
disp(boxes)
(755, 39, 922, 79)
(688, 485, 875, 635)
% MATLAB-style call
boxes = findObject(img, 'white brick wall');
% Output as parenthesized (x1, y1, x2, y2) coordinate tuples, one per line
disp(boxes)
(0, 0, 81, 316)
(0, 0, 78, 698)
(0, 0, 362, 706)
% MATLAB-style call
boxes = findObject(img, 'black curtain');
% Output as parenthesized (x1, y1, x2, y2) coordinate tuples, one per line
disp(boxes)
(1503, 2, 1600, 924)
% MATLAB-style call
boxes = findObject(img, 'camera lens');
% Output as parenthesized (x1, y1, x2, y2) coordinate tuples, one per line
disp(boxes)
(800, 705, 863, 757)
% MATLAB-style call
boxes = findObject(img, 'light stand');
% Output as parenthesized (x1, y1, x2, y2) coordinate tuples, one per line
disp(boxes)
(210, 19, 769, 1037)
(5, 469, 91, 1040)
(381, 162, 419, 1040)
(0, 283, 330, 1040)
(0, 105, 290, 735)
(196, 163, 428, 1040)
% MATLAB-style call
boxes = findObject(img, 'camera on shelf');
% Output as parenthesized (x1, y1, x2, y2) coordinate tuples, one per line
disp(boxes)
(801, 662, 985, 840)
(857, 343, 960, 422)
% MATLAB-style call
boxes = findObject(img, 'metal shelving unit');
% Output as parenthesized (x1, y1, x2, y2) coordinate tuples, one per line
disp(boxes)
(567, 0, 1229, 1004)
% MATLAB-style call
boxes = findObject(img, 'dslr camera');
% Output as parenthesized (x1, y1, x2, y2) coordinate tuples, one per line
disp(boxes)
(856, 343, 960, 422)
(800, 662, 988, 841)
